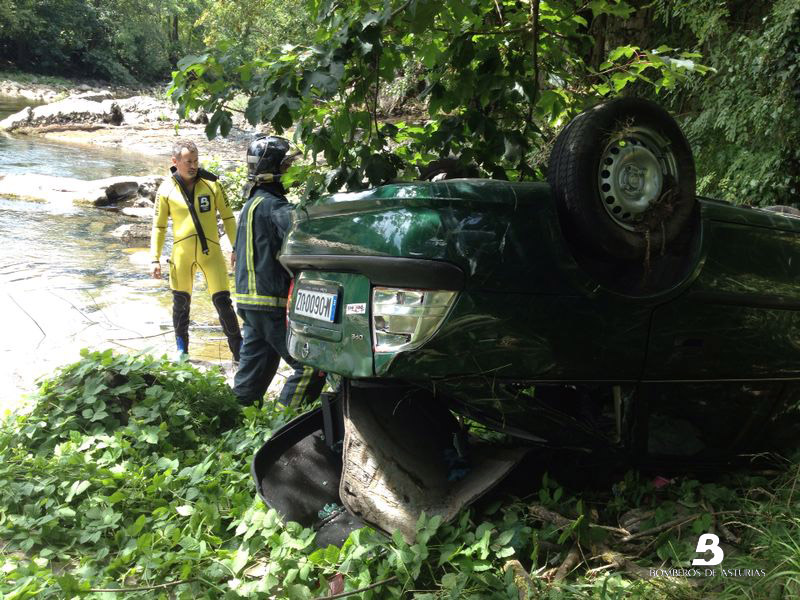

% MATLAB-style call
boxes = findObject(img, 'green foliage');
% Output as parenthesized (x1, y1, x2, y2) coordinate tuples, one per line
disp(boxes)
(0, 0, 170, 82)
(1, 350, 799, 598)
(0, 0, 232, 83)
(656, 0, 800, 205)
(202, 157, 249, 211)
(169, 0, 707, 201)
(196, 0, 313, 62)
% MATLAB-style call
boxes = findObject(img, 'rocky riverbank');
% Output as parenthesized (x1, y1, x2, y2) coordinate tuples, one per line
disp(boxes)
(0, 76, 259, 239)
(0, 77, 258, 166)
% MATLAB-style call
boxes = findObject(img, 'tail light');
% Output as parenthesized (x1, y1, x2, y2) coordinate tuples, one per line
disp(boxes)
(372, 287, 456, 353)
(286, 278, 295, 327)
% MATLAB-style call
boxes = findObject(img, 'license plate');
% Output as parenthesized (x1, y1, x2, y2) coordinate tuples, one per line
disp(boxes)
(294, 288, 338, 323)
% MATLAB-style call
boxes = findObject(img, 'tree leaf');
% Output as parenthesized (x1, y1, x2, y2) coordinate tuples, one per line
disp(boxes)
(177, 54, 209, 71)
(65, 480, 90, 503)
(232, 547, 249, 574)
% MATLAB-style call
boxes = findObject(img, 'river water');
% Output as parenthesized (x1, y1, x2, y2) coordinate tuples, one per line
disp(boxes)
(0, 96, 236, 414)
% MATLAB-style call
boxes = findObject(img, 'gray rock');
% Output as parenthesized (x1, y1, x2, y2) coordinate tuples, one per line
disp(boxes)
(137, 176, 162, 200)
(0, 174, 162, 206)
(133, 196, 154, 208)
(110, 223, 151, 241)
(187, 108, 209, 124)
(0, 106, 32, 130)
(91, 175, 163, 206)
(116, 96, 175, 125)
(97, 180, 140, 205)
(121, 206, 154, 219)
(0, 97, 123, 131)
(69, 90, 113, 102)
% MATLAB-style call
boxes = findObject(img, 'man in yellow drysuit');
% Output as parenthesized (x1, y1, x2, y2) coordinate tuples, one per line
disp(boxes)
(149, 139, 242, 360)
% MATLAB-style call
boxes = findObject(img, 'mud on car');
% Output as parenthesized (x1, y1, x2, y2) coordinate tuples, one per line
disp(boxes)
(251, 98, 800, 543)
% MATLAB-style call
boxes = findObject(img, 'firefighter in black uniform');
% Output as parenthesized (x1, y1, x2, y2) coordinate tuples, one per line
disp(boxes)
(232, 136, 325, 407)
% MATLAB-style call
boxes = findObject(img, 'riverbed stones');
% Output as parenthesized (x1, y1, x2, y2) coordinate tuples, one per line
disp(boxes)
(70, 90, 114, 102)
(133, 197, 154, 208)
(0, 106, 33, 130)
(121, 207, 154, 219)
(0, 174, 163, 206)
(96, 180, 140, 205)
(116, 95, 174, 126)
(1, 80, 256, 165)
(0, 97, 123, 131)
(110, 223, 151, 241)
(136, 177, 160, 200)
(0, 82, 63, 102)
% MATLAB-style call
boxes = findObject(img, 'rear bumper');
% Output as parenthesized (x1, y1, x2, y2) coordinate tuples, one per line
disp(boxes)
(279, 254, 465, 290)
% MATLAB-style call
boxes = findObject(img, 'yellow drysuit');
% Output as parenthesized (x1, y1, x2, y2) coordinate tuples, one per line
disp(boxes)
(150, 169, 242, 358)
(150, 172, 237, 293)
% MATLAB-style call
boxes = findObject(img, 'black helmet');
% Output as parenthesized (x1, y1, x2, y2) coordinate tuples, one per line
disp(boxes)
(246, 135, 290, 180)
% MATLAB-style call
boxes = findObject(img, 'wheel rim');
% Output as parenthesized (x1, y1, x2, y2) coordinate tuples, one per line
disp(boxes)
(597, 126, 678, 231)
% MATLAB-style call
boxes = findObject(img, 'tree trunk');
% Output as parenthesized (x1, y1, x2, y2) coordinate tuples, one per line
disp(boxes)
(590, 13, 607, 72)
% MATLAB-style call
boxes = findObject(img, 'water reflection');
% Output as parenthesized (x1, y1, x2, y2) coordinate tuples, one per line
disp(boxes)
(0, 197, 235, 413)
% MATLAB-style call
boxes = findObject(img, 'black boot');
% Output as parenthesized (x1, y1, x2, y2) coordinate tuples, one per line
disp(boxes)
(212, 291, 242, 361)
(172, 290, 191, 357)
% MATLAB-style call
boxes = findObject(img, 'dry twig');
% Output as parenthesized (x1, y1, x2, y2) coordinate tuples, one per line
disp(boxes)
(504, 559, 534, 600)
(554, 542, 582, 581)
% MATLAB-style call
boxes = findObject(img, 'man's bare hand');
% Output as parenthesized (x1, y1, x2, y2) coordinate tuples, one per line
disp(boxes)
(230, 252, 237, 269)
(151, 262, 162, 279)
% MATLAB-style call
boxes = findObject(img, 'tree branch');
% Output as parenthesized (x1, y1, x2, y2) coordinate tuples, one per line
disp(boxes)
(311, 575, 399, 600)
(554, 542, 581, 581)
(86, 578, 197, 593)
(531, 0, 541, 104)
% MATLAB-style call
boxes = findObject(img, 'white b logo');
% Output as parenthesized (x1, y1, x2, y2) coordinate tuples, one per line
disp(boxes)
(692, 533, 724, 566)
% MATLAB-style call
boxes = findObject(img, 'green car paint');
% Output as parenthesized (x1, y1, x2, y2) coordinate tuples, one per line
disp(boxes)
(279, 180, 800, 454)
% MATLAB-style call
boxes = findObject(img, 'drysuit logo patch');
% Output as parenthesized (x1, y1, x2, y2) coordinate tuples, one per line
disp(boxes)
(198, 195, 211, 212)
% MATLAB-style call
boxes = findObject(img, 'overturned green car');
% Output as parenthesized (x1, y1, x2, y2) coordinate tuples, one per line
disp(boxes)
(252, 98, 800, 542)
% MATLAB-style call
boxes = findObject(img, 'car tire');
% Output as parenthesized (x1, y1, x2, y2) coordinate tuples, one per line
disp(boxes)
(548, 98, 696, 260)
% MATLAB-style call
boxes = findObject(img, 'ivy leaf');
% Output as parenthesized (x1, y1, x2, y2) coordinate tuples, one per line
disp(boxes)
(611, 72, 636, 92)
(587, 0, 635, 19)
(142, 427, 160, 444)
(304, 70, 338, 95)
(219, 112, 233, 138)
(176, 505, 194, 517)
(264, 96, 288, 121)
(128, 514, 147, 535)
(205, 110, 224, 140)
(495, 529, 515, 546)
(608, 45, 638, 62)
(177, 54, 209, 70)
(232, 547, 249, 574)
(245, 96, 266, 126)
(65, 480, 90, 503)
(56, 574, 82, 594)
